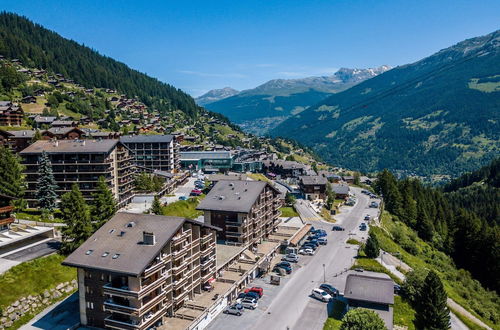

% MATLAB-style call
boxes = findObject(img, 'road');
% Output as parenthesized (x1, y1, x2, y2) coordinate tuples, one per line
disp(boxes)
(252, 187, 369, 330)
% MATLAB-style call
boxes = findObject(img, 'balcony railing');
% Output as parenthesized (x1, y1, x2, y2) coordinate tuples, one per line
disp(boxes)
(143, 260, 165, 277)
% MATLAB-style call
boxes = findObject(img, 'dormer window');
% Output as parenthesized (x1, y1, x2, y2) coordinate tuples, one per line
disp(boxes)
(85, 250, 93, 255)
(112, 254, 120, 259)
(102, 252, 109, 257)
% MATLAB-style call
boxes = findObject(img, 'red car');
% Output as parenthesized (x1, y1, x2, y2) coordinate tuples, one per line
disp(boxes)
(190, 189, 202, 196)
(244, 287, 263, 298)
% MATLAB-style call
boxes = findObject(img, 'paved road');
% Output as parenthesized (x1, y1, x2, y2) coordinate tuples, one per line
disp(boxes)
(252, 187, 369, 330)
(3, 240, 61, 262)
(295, 200, 323, 222)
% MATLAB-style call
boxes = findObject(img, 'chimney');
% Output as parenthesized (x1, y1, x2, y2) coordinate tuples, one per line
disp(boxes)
(143, 231, 155, 245)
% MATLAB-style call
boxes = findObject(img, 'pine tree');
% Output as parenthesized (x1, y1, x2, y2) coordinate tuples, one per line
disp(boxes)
(340, 308, 386, 330)
(32, 129, 42, 142)
(0, 146, 25, 199)
(91, 176, 117, 229)
(364, 232, 380, 258)
(60, 184, 93, 254)
(150, 195, 162, 215)
(415, 271, 450, 330)
(35, 151, 58, 211)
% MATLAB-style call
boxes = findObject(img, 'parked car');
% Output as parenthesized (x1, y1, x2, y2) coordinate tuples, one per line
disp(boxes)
(311, 288, 332, 302)
(369, 201, 379, 208)
(299, 248, 314, 255)
(364, 215, 371, 221)
(244, 287, 264, 298)
(178, 195, 188, 200)
(224, 304, 244, 316)
(394, 284, 401, 294)
(318, 238, 328, 245)
(236, 292, 248, 303)
(320, 284, 339, 297)
(241, 298, 258, 310)
(274, 262, 292, 274)
(245, 291, 260, 301)
(282, 254, 299, 263)
(302, 243, 318, 251)
(359, 224, 367, 231)
(190, 189, 202, 196)
(332, 225, 345, 231)
(276, 261, 291, 268)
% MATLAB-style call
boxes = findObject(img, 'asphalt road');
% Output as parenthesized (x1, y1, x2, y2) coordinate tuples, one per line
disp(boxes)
(3, 239, 61, 262)
(252, 187, 369, 330)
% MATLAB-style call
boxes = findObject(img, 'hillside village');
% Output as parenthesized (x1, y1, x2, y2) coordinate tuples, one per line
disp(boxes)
(0, 14, 499, 330)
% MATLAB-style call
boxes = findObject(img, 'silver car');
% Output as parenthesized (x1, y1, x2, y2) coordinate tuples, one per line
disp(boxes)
(223, 304, 243, 316)
(241, 297, 258, 310)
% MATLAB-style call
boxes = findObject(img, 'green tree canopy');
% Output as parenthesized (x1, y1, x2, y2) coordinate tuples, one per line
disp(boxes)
(150, 195, 162, 215)
(364, 231, 380, 258)
(91, 176, 116, 229)
(340, 308, 386, 330)
(0, 146, 25, 200)
(35, 151, 58, 212)
(415, 270, 450, 330)
(60, 184, 93, 254)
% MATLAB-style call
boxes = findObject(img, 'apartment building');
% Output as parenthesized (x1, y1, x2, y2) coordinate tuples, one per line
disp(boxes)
(197, 180, 283, 246)
(20, 139, 135, 207)
(120, 135, 179, 173)
(299, 175, 328, 200)
(62, 213, 218, 330)
(0, 101, 23, 126)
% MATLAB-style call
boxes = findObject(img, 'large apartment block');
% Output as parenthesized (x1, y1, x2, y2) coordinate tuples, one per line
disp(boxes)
(20, 139, 135, 207)
(0, 101, 23, 126)
(120, 135, 179, 173)
(63, 213, 218, 330)
(197, 180, 282, 246)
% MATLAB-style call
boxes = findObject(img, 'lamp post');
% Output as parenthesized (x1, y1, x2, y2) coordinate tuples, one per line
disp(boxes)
(323, 263, 326, 283)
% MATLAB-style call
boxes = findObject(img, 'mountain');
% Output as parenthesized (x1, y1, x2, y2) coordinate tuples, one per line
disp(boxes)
(202, 66, 390, 135)
(271, 30, 500, 178)
(0, 12, 201, 117)
(195, 87, 239, 106)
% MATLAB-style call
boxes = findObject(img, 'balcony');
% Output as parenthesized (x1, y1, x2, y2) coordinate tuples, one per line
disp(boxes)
(173, 289, 189, 303)
(104, 274, 164, 300)
(104, 305, 166, 330)
(104, 299, 139, 315)
(143, 259, 165, 277)
(172, 248, 188, 260)
(200, 256, 215, 269)
(200, 233, 212, 244)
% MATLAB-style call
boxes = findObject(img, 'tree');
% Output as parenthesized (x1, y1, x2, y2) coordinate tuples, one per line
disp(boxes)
(326, 182, 335, 210)
(0, 146, 25, 199)
(150, 195, 162, 215)
(60, 184, 93, 254)
(402, 268, 429, 303)
(35, 151, 58, 212)
(353, 171, 361, 185)
(415, 271, 450, 330)
(340, 308, 386, 330)
(32, 129, 42, 142)
(364, 232, 380, 258)
(285, 192, 296, 206)
(91, 176, 116, 228)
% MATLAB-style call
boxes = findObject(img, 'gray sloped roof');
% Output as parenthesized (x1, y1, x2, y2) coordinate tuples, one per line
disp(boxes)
(7, 130, 35, 138)
(332, 184, 350, 195)
(300, 175, 328, 185)
(120, 134, 174, 143)
(344, 272, 394, 305)
(62, 212, 220, 276)
(197, 180, 269, 213)
(20, 139, 119, 154)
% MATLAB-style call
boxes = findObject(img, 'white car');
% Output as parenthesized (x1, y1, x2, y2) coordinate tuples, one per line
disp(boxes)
(311, 288, 332, 302)
(282, 253, 299, 262)
(240, 297, 258, 310)
(299, 248, 314, 255)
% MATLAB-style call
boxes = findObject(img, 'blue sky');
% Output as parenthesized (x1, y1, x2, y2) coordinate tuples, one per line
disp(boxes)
(2, 0, 499, 96)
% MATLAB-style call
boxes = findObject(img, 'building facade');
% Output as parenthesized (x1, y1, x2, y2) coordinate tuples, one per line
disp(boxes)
(180, 151, 234, 172)
(299, 175, 328, 200)
(0, 101, 23, 126)
(197, 180, 282, 246)
(20, 139, 135, 207)
(120, 135, 179, 173)
(63, 213, 218, 330)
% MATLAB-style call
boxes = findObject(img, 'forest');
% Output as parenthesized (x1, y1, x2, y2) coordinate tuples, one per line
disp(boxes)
(374, 157, 500, 293)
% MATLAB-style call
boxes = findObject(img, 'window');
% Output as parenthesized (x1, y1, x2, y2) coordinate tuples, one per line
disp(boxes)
(102, 252, 109, 257)
(112, 254, 120, 259)
(85, 250, 93, 255)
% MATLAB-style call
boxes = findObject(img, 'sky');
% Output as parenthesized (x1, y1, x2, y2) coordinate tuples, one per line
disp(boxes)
(1, 0, 499, 96)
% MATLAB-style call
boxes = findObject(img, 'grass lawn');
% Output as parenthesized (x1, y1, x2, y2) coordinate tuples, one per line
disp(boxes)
(0, 254, 76, 309)
(393, 295, 416, 330)
(351, 257, 403, 285)
(346, 238, 361, 245)
(320, 207, 335, 222)
(323, 300, 346, 329)
(279, 206, 298, 217)
(161, 197, 203, 219)
(247, 173, 272, 183)
(13, 209, 64, 223)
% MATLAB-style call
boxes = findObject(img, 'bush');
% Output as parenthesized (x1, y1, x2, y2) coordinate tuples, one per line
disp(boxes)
(340, 308, 386, 330)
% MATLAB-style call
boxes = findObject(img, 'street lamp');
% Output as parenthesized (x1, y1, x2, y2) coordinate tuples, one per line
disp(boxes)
(323, 263, 326, 283)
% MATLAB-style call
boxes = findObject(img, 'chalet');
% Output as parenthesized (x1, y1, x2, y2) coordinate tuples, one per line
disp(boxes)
(79, 116, 92, 125)
(33, 89, 45, 96)
(0, 101, 24, 126)
(0, 130, 14, 149)
(262, 159, 306, 179)
(34, 115, 56, 128)
(46, 127, 85, 140)
(343, 175, 355, 184)
(299, 175, 328, 200)
(51, 120, 77, 127)
(332, 183, 350, 199)
(344, 272, 395, 330)
(6, 130, 35, 152)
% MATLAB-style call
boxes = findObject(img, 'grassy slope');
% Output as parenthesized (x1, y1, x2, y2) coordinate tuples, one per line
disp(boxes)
(161, 197, 203, 219)
(279, 206, 298, 217)
(393, 295, 416, 330)
(0, 254, 76, 309)
(372, 212, 500, 328)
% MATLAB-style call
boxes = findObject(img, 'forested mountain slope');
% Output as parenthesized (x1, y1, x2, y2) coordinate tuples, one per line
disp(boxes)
(0, 12, 201, 117)
(203, 67, 389, 135)
(272, 30, 500, 178)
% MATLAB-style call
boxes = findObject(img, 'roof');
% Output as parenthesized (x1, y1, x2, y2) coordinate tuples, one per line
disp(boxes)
(7, 130, 35, 138)
(120, 134, 174, 143)
(51, 120, 76, 126)
(207, 174, 248, 182)
(197, 180, 271, 213)
(332, 184, 350, 195)
(263, 159, 305, 170)
(20, 139, 119, 154)
(344, 272, 394, 305)
(34, 116, 56, 123)
(180, 151, 233, 161)
(300, 175, 328, 185)
(62, 212, 220, 276)
(46, 127, 84, 135)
